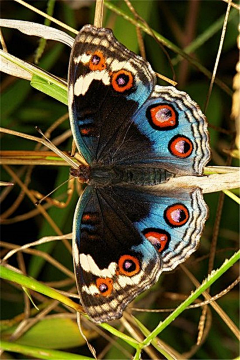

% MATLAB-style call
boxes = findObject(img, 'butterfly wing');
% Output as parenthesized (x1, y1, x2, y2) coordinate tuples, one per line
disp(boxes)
(110, 85, 210, 176)
(110, 186, 208, 272)
(73, 184, 207, 323)
(68, 24, 156, 165)
(68, 25, 210, 176)
(72, 185, 161, 323)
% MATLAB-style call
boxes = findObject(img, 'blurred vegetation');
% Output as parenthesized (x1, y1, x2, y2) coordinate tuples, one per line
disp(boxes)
(0, 0, 239, 359)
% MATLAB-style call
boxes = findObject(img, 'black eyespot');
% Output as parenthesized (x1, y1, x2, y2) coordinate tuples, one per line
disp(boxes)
(92, 54, 100, 65)
(116, 74, 129, 86)
(118, 255, 140, 276)
(99, 283, 108, 293)
(111, 70, 134, 92)
(96, 278, 113, 297)
(123, 259, 136, 272)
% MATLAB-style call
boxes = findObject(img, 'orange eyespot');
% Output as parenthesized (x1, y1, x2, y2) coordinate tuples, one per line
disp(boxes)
(164, 204, 189, 227)
(118, 255, 140, 276)
(144, 230, 170, 253)
(89, 51, 106, 71)
(169, 136, 193, 158)
(96, 278, 113, 297)
(147, 104, 178, 130)
(111, 70, 134, 92)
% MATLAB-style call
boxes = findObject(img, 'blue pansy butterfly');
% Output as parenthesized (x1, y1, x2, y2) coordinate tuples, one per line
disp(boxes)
(68, 25, 210, 323)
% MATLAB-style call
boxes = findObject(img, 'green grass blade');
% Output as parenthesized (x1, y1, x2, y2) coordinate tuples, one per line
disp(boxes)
(223, 190, 240, 204)
(0, 265, 82, 312)
(100, 323, 139, 348)
(0, 340, 93, 359)
(142, 250, 240, 347)
(35, 0, 56, 63)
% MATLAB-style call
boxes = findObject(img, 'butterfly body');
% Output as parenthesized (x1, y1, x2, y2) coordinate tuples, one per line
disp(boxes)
(71, 163, 173, 186)
(68, 25, 210, 323)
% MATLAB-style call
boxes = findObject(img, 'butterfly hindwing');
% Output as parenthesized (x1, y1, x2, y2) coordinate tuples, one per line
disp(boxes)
(109, 186, 208, 271)
(73, 184, 207, 323)
(72, 186, 162, 323)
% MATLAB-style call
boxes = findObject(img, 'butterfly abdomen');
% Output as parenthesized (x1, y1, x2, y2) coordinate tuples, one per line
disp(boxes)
(89, 165, 173, 186)
(118, 167, 173, 185)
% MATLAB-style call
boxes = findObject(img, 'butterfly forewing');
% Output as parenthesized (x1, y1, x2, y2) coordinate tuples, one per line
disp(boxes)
(68, 24, 156, 165)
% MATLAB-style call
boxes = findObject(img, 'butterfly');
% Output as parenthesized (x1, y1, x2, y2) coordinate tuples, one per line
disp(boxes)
(68, 24, 210, 323)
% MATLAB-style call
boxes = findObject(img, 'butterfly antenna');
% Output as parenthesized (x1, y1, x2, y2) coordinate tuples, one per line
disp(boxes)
(35, 177, 73, 205)
(35, 126, 79, 169)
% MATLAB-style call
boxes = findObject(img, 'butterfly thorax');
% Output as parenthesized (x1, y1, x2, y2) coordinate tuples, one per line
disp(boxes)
(71, 164, 173, 186)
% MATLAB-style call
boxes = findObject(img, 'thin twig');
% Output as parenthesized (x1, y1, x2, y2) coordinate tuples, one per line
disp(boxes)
(204, 0, 232, 112)
(13, 0, 78, 34)
(94, 0, 104, 28)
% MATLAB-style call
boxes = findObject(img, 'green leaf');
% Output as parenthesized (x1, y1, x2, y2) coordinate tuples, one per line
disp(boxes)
(2, 318, 97, 350)
(31, 74, 68, 105)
